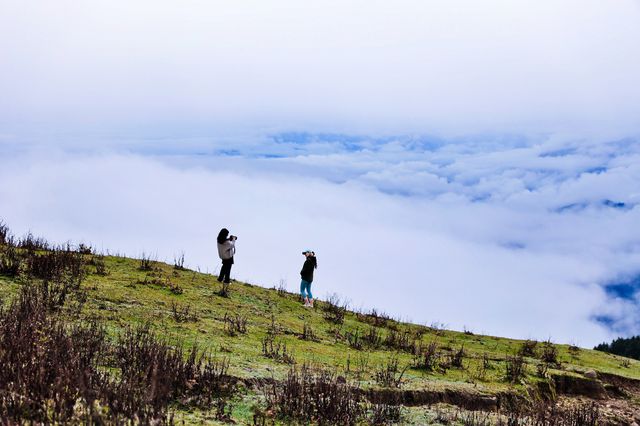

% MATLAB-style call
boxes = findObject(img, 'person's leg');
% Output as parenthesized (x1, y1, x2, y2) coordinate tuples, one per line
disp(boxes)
(219, 261, 230, 283)
(307, 282, 313, 307)
(225, 257, 234, 283)
(222, 262, 228, 282)
(225, 263, 233, 283)
(300, 280, 309, 305)
(217, 262, 224, 282)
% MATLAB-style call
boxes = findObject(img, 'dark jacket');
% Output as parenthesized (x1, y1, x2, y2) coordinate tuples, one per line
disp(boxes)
(300, 256, 317, 283)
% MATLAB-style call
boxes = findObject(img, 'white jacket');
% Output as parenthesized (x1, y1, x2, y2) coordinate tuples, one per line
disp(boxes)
(217, 239, 236, 260)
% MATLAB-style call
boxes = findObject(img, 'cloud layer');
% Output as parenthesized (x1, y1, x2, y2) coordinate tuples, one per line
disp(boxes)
(1, 133, 639, 347)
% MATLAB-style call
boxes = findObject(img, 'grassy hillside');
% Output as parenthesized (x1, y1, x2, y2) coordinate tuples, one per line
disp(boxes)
(1, 235, 640, 424)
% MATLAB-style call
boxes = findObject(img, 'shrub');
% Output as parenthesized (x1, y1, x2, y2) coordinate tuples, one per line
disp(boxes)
(171, 301, 199, 323)
(383, 328, 416, 353)
(345, 329, 363, 350)
(25, 246, 85, 283)
(266, 313, 280, 336)
(173, 252, 185, 270)
(139, 252, 154, 271)
(223, 312, 247, 336)
(374, 355, 407, 388)
(167, 279, 183, 295)
(429, 321, 447, 336)
(264, 365, 365, 425)
(328, 324, 344, 344)
(505, 354, 527, 383)
(370, 403, 403, 425)
(39, 277, 84, 311)
(18, 233, 50, 252)
(536, 361, 549, 378)
(362, 326, 383, 348)
(412, 341, 440, 371)
(357, 308, 391, 328)
(0, 244, 21, 277)
(449, 345, 466, 369)
(346, 352, 370, 380)
(519, 339, 538, 357)
(300, 322, 317, 341)
(276, 279, 288, 297)
(0, 221, 9, 245)
(471, 353, 492, 381)
(89, 254, 109, 276)
(322, 294, 347, 325)
(540, 340, 559, 366)
(78, 243, 92, 255)
(262, 335, 295, 364)
(482, 352, 492, 369)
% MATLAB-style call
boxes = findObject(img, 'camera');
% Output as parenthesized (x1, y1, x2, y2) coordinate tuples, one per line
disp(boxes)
(230, 235, 237, 241)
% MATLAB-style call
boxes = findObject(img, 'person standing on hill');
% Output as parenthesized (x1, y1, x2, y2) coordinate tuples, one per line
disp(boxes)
(217, 228, 236, 284)
(300, 250, 317, 308)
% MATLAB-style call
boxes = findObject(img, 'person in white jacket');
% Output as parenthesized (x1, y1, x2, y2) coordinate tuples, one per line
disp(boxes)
(216, 228, 236, 284)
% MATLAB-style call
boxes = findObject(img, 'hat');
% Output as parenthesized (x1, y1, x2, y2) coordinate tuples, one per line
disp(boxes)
(302, 249, 312, 254)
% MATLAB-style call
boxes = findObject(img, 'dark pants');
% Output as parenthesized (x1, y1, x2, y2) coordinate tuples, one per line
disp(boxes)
(218, 258, 233, 283)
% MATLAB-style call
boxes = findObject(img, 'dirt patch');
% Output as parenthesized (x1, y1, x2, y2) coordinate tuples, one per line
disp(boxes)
(551, 373, 608, 399)
(243, 374, 514, 412)
(365, 387, 500, 411)
(598, 371, 640, 395)
(550, 371, 640, 401)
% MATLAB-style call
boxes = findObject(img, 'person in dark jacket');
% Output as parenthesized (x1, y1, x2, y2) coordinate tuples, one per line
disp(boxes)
(217, 228, 236, 284)
(300, 250, 317, 307)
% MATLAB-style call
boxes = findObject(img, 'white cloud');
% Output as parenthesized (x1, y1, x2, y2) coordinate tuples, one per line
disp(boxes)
(1, 135, 639, 347)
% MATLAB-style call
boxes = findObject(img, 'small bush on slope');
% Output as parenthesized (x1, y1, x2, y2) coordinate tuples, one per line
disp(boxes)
(264, 364, 365, 425)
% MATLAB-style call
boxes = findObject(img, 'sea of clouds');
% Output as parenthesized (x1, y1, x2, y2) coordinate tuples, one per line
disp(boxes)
(1, 133, 639, 347)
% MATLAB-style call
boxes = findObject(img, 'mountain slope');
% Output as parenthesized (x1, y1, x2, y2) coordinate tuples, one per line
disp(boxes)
(1, 247, 640, 424)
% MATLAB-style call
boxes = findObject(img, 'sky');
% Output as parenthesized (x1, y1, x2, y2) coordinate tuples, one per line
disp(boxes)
(1, 0, 640, 346)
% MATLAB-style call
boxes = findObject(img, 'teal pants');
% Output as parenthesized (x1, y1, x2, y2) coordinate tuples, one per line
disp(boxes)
(300, 280, 313, 299)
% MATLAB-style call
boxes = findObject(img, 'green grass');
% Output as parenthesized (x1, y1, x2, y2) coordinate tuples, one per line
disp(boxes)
(1, 255, 639, 424)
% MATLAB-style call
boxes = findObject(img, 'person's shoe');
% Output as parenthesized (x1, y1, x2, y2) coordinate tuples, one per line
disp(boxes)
(309, 300, 314, 308)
